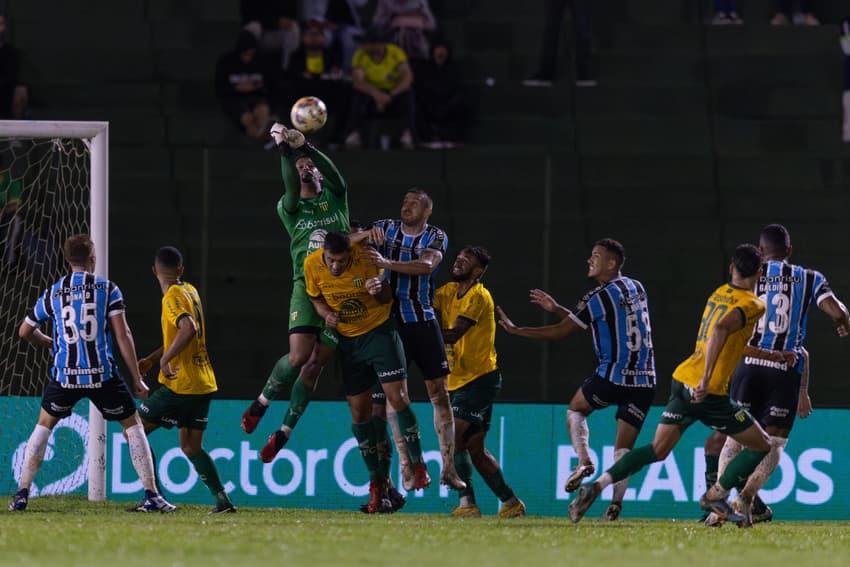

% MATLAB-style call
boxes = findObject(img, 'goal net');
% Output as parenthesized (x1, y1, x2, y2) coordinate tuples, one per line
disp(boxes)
(0, 121, 108, 501)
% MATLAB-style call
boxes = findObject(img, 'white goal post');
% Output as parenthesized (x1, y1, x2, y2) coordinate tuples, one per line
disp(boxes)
(0, 120, 109, 501)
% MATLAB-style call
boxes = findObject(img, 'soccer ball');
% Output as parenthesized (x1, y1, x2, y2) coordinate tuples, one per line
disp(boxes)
(290, 96, 328, 133)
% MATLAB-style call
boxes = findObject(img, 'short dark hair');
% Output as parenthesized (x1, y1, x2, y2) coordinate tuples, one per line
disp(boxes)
(732, 244, 762, 278)
(594, 238, 625, 269)
(64, 234, 94, 266)
(406, 188, 433, 209)
(324, 231, 351, 254)
(460, 245, 491, 270)
(155, 246, 183, 269)
(760, 224, 791, 256)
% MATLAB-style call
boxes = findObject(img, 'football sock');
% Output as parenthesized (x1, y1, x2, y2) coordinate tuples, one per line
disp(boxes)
(741, 436, 787, 500)
(704, 453, 720, 488)
(125, 423, 156, 493)
(385, 403, 411, 471)
(395, 405, 424, 466)
(718, 448, 769, 491)
(430, 392, 457, 472)
(611, 447, 629, 504)
(372, 415, 392, 480)
(454, 450, 475, 499)
(282, 376, 311, 430)
(261, 354, 299, 401)
(482, 469, 515, 502)
(352, 421, 381, 481)
(607, 445, 657, 484)
(567, 410, 591, 464)
(19, 424, 51, 489)
(188, 450, 227, 499)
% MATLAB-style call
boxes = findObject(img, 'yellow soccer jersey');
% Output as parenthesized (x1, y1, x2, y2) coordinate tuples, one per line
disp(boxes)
(435, 282, 498, 391)
(304, 243, 389, 337)
(159, 281, 217, 395)
(352, 43, 408, 91)
(673, 283, 765, 396)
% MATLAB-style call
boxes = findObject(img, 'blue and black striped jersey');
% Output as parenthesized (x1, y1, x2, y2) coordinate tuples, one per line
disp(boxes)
(568, 276, 656, 387)
(25, 271, 125, 386)
(749, 260, 833, 372)
(373, 219, 448, 323)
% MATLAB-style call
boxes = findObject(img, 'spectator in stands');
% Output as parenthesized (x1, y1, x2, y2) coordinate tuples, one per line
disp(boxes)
(0, 151, 23, 267)
(372, 0, 438, 61)
(0, 15, 29, 119)
(343, 27, 416, 150)
(711, 1, 743, 25)
(302, 0, 369, 74)
(523, 0, 596, 88)
(415, 38, 466, 149)
(215, 31, 276, 140)
(841, 17, 850, 142)
(241, 0, 300, 71)
(771, 1, 819, 26)
(286, 19, 349, 144)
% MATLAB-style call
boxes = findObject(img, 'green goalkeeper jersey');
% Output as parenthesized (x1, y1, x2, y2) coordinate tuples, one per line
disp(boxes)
(276, 146, 350, 281)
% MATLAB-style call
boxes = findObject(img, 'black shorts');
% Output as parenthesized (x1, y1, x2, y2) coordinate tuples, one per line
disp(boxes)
(396, 318, 449, 380)
(41, 378, 136, 422)
(371, 382, 387, 405)
(580, 375, 655, 429)
(730, 357, 801, 431)
(450, 370, 501, 434)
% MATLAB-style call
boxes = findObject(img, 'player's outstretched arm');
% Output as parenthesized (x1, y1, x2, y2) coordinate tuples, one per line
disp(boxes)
(109, 312, 148, 399)
(495, 305, 580, 340)
(818, 296, 850, 337)
(529, 289, 570, 319)
(138, 346, 164, 376)
(362, 247, 442, 276)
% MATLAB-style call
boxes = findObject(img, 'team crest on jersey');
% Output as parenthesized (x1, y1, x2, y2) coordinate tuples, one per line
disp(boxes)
(318, 202, 329, 212)
(308, 229, 329, 252)
(353, 277, 364, 288)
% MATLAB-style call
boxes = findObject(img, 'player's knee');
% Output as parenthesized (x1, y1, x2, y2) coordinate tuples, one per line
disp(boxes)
(288, 351, 310, 368)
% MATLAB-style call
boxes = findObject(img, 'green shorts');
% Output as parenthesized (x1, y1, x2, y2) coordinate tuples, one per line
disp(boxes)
(450, 369, 502, 433)
(337, 319, 407, 396)
(659, 379, 755, 435)
(289, 278, 338, 349)
(138, 386, 214, 430)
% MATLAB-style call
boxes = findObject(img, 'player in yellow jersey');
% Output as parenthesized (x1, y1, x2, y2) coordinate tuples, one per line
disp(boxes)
(304, 231, 430, 513)
(137, 246, 236, 514)
(434, 246, 526, 518)
(569, 244, 787, 526)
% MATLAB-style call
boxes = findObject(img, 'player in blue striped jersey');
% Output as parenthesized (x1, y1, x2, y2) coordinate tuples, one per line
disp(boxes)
(8, 234, 174, 513)
(710, 224, 850, 523)
(497, 239, 656, 521)
(361, 189, 466, 491)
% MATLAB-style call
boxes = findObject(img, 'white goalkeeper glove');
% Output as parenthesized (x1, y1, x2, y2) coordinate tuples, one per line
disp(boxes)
(270, 122, 287, 146)
(269, 122, 306, 149)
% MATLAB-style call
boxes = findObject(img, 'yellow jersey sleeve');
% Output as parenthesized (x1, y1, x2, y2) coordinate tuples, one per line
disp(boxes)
(304, 249, 323, 298)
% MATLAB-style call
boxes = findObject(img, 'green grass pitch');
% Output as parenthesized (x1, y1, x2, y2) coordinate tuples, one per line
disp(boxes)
(2, 496, 850, 566)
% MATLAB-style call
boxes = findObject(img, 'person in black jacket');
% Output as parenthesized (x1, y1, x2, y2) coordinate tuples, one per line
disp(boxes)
(215, 31, 275, 140)
(0, 15, 29, 119)
(414, 38, 466, 148)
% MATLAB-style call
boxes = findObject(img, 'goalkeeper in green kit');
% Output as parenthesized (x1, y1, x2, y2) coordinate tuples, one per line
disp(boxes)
(241, 122, 352, 462)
